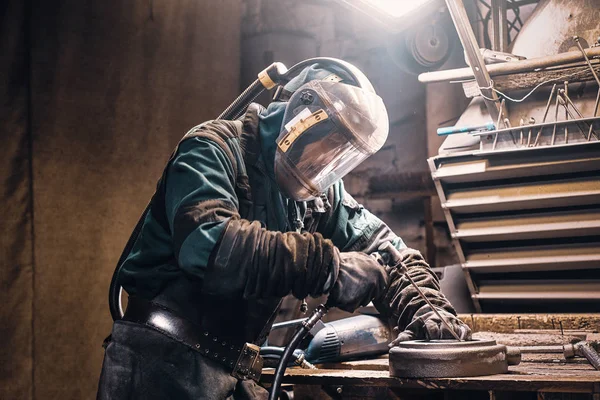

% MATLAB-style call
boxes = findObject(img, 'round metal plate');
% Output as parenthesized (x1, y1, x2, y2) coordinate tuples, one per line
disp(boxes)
(389, 339, 511, 378)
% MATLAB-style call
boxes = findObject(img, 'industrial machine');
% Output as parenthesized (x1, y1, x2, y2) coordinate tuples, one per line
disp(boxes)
(421, 0, 600, 313)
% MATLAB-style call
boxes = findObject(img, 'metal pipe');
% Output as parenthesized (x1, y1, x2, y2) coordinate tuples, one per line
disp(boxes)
(558, 89, 599, 139)
(493, 98, 505, 150)
(574, 35, 600, 142)
(533, 84, 556, 146)
(519, 345, 564, 354)
(527, 117, 534, 147)
(445, 0, 501, 123)
(490, 0, 508, 52)
(519, 342, 600, 371)
(574, 36, 600, 88)
(564, 81, 569, 144)
(419, 47, 600, 84)
(557, 94, 586, 136)
(271, 318, 307, 331)
(551, 93, 560, 145)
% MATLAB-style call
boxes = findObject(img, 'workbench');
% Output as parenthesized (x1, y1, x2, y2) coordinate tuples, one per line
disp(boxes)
(261, 314, 600, 399)
(261, 357, 600, 399)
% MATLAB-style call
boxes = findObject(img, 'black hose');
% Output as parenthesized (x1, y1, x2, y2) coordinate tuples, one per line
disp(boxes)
(109, 204, 151, 320)
(218, 79, 266, 121)
(269, 305, 327, 400)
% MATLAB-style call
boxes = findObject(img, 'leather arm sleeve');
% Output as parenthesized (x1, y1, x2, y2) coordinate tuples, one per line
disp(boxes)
(166, 136, 339, 300)
(205, 219, 340, 300)
(373, 248, 458, 331)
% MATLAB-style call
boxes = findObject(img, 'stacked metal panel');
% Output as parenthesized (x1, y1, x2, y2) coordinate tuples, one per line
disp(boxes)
(429, 141, 600, 312)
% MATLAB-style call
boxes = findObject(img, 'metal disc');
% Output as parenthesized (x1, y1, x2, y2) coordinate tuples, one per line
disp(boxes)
(389, 339, 514, 378)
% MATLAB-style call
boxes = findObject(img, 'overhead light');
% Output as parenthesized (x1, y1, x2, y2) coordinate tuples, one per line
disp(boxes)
(363, 0, 435, 18)
(336, 0, 443, 33)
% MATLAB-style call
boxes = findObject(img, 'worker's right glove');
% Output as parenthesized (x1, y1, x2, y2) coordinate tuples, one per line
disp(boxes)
(390, 307, 471, 346)
(326, 252, 389, 313)
(373, 247, 471, 345)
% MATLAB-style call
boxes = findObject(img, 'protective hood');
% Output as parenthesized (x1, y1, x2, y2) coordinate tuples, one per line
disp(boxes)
(274, 76, 389, 201)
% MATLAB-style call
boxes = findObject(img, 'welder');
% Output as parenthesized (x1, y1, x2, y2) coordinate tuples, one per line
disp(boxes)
(97, 62, 471, 399)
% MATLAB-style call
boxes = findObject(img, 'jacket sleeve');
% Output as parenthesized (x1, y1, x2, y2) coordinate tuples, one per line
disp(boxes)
(316, 180, 406, 256)
(165, 136, 339, 300)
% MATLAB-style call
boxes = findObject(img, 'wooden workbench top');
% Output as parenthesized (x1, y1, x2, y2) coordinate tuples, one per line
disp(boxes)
(261, 357, 600, 394)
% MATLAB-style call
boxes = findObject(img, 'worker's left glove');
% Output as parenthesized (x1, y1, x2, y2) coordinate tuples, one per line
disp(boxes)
(373, 247, 471, 345)
(326, 252, 389, 313)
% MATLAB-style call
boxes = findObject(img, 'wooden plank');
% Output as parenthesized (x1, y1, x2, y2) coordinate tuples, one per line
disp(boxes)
(318, 355, 595, 370)
(458, 314, 600, 333)
(261, 367, 600, 393)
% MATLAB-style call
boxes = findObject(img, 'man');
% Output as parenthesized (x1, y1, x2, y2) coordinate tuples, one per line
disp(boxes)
(97, 63, 470, 399)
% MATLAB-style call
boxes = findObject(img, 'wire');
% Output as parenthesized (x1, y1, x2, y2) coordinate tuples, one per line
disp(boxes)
(452, 68, 593, 103)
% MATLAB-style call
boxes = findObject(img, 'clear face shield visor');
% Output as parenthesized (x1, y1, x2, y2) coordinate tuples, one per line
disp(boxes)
(274, 80, 389, 201)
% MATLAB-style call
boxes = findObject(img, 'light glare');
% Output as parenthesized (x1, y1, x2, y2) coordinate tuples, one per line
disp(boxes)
(365, 0, 432, 18)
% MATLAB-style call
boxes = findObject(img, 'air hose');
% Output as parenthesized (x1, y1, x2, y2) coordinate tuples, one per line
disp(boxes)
(268, 305, 327, 400)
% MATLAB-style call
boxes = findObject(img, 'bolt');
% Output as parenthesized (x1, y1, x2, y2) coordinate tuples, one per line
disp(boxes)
(300, 91, 314, 105)
(336, 387, 343, 394)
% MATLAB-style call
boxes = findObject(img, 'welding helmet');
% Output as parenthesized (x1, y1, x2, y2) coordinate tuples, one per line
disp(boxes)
(274, 73, 389, 201)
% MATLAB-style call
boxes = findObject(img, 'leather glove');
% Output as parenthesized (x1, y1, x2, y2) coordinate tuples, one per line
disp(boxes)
(326, 252, 389, 313)
(390, 308, 471, 346)
(373, 247, 471, 345)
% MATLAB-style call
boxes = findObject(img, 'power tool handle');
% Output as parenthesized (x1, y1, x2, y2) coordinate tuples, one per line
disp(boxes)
(379, 241, 403, 267)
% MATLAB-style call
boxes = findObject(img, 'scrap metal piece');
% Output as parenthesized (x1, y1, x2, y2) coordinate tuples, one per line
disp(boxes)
(519, 118, 525, 146)
(557, 90, 598, 139)
(551, 94, 560, 145)
(574, 35, 600, 141)
(527, 117, 535, 147)
(445, 0, 501, 123)
(480, 49, 526, 64)
(574, 36, 600, 89)
(564, 81, 569, 144)
(518, 341, 600, 370)
(573, 341, 600, 370)
(492, 98, 505, 150)
(534, 84, 557, 146)
(389, 339, 521, 378)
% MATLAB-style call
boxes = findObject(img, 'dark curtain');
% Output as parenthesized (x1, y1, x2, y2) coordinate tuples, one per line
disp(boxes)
(0, 1, 34, 399)
(1, 1, 242, 398)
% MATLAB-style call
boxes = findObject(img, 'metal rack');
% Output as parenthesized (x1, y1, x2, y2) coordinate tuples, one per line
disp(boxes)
(429, 140, 600, 312)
